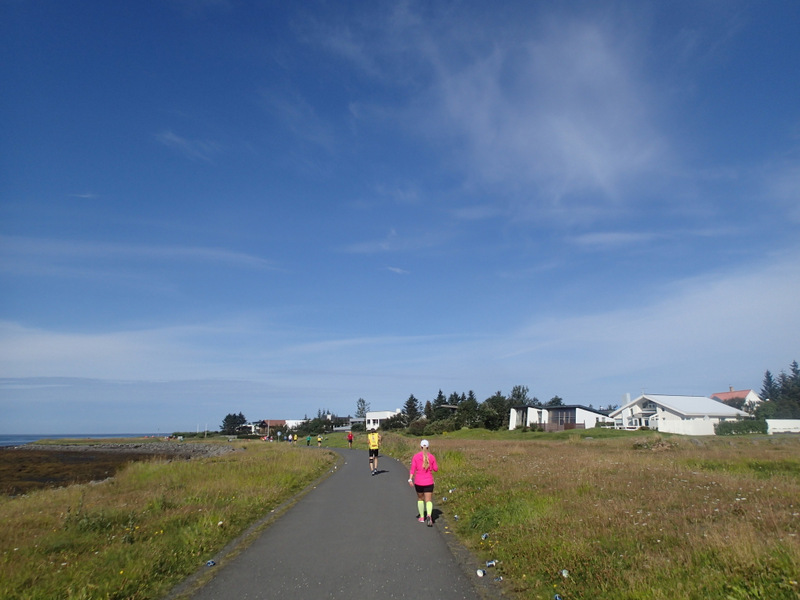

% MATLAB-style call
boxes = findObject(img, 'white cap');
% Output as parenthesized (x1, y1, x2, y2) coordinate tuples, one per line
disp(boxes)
(420, 439, 429, 447)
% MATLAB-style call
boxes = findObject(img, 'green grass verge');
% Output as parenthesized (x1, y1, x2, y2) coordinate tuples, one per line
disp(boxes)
(0, 441, 335, 600)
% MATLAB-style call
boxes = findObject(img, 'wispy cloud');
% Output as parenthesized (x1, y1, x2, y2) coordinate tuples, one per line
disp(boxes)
(387, 266, 409, 274)
(0, 236, 276, 275)
(761, 155, 800, 223)
(431, 21, 665, 205)
(2, 247, 798, 422)
(500, 248, 800, 393)
(319, 6, 668, 217)
(258, 87, 335, 153)
(343, 228, 444, 254)
(569, 231, 663, 248)
(155, 130, 222, 162)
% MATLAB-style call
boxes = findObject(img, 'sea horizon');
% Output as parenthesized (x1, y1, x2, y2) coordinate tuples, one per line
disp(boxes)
(0, 433, 162, 448)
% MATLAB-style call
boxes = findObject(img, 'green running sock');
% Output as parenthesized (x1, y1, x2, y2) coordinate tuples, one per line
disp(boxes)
(426, 501, 433, 517)
(417, 500, 425, 518)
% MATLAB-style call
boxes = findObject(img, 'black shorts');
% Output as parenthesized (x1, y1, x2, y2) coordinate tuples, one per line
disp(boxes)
(414, 483, 434, 493)
(369, 449, 379, 458)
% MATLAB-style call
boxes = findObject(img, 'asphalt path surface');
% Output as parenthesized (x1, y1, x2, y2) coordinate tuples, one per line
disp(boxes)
(179, 447, 501, 600)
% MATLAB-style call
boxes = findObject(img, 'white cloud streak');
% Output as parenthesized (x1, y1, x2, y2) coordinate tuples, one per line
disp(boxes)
(0, 235, 276, 275)
(155, 130, 222, 162)
(2, 248, 797, 401)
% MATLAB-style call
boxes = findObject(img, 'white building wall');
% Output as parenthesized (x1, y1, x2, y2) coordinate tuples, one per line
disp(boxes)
(365, 409, 401, 430)
(508, 408, 524, 430)
(767, 419, 800, 434)
(657, 419, 716, 436)
(575, 408, 609, 428)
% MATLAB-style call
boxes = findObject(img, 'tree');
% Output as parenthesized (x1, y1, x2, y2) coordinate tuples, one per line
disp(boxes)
(220, 412, 247, 435)
(546, 395, 564, 407)
(402, 394, 421, 422)
(424, 400, 433, 420)
(381, 412, 407, 430)
(509, 385, 531, 406)
(459, 390, 481, 428)
(355, 398, 370, 419)
(719, 396, 746, 411)
(432, 390, 450, 421)
(761, 370, 779, 402)
(483, 391, 510, 429)
(755, 361, 800, 420)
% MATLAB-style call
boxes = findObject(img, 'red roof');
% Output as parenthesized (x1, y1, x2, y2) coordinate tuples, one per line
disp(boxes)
(712, 390, 753, 401)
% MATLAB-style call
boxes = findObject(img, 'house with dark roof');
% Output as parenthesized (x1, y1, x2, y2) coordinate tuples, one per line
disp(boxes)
(508, 404, 613, 431)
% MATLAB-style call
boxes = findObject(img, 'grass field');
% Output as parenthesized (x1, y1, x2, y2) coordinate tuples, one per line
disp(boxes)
(380, 428, 800, 600)
(0, 440, 336, 600)
(2, 430, 798, 599)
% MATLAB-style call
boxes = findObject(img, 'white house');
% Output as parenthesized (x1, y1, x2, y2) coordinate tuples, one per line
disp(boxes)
(508, 405, 613, 431)
(609, 394, 749, 436)
(365, 409, 401, 430)
(711, 388, 762, 412)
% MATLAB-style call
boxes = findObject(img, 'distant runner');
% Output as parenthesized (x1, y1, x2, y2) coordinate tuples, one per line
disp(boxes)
(367, 429, 381, 475)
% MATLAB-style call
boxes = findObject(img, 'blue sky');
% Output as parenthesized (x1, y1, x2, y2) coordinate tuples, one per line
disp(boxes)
(2, 0, 799, 434)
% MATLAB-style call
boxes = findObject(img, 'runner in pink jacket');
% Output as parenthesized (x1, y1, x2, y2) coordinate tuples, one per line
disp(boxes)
(408, 439, 438, 526)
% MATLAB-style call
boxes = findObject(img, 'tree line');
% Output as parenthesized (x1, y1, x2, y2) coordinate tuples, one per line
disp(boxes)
(378, 385, 576, 435)
(755, 360, 800, 419)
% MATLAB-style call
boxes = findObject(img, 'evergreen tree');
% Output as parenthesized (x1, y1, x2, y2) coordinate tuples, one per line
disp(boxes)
(402, 394, 421, 422)
(459, 390, 480, 428)
(546, 395, 564, 406)
(432, 389, 449, 421)
(756, 361, 800, 419)
(220, 412, 247, 435)
(761, 370, 779, 402)
(424, 400, 433, 420)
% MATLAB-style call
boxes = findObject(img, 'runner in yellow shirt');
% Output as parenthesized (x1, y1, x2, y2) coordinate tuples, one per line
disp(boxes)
(367, 428, 381, 476)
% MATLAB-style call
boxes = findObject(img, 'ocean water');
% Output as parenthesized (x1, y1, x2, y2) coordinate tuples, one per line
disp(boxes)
(0, 434, 160, 448)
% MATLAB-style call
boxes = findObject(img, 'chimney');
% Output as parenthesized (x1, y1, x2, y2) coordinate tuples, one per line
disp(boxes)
(729, 385, 734, 392)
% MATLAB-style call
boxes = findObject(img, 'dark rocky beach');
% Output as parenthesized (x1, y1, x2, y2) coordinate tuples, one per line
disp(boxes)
(0, 441, 234, 496)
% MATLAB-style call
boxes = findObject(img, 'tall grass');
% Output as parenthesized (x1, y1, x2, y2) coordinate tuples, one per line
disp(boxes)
(0, 441, 335, 600)
(383, 430, 800, 600)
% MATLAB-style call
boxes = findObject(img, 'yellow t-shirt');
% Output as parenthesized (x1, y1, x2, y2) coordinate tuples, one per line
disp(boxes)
(368, 432, 380, 450)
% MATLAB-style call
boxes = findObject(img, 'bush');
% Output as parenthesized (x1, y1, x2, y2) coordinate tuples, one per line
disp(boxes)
(715, 419, 768, 435)
(381, 413, 408, 431)
(424, 418, 458, 435)
(407, 419, 427, 436)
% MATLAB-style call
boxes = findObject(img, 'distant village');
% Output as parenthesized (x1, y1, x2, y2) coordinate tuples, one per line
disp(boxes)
(224, 362, 800, 439)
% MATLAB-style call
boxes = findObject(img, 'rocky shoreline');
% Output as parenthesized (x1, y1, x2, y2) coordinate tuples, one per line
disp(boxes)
(1, 441, 236, 496)
(13, 441, 236, 459)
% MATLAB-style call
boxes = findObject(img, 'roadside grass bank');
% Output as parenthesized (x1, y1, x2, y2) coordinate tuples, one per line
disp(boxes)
(377, 429, 800, 600)
(0, 440, 336, 600)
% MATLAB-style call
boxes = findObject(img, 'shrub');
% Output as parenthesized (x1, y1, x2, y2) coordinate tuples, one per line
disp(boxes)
(423, 418, 458, 435)
(407, 419, 427, 436)
(715, 419, 768, 435)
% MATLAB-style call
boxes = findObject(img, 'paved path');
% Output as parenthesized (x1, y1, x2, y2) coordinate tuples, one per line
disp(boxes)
(180, 448, 496, 600)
